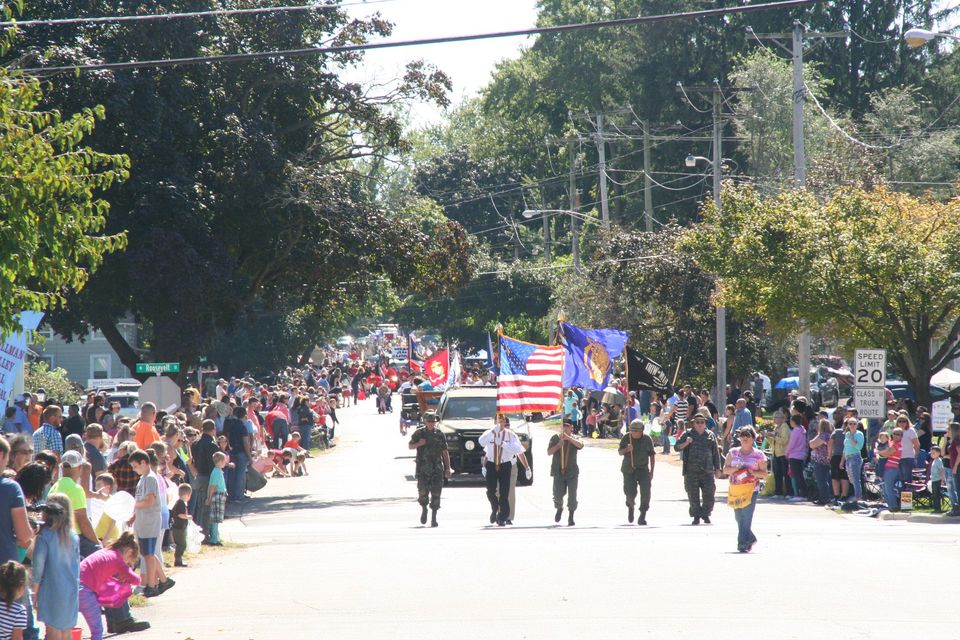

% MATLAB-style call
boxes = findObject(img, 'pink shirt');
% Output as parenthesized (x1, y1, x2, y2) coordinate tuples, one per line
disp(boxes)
(80, 548, 141, 592)
(727, 447, 767, 485)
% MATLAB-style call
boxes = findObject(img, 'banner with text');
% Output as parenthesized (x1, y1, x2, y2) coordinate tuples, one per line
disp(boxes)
(0, 311, 44, 409)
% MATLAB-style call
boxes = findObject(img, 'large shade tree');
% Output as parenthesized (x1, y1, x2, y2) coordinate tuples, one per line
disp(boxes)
(684, 184, 960, 408)
(10, 0, 468, 374)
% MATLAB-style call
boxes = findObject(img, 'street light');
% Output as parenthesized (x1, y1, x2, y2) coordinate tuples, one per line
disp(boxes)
(904, 27, 960, 48)
(521, 209, 593, 273)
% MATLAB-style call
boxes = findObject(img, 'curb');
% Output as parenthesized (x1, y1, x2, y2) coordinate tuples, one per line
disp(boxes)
(878, 511, 960, 524)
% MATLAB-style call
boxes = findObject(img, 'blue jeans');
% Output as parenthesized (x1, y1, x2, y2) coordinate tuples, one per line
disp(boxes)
(813, 462, 832, 503)
(660, 431, 671, 455)
(21, 590, 38, 640)
(229, 452, 249, 501)
(733, 492, 758, 550)
(945, 467, 958, 506)
(844, 455, 863, 501)
(882, 465, 901, 509)
(899, 458, 915, 485)
(298, 423, 312, 450)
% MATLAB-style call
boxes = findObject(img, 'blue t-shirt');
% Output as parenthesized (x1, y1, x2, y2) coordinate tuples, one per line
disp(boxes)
(0, 478, 25, 564)
(210, 467, 227, 493)
(843, 430, 865, 457)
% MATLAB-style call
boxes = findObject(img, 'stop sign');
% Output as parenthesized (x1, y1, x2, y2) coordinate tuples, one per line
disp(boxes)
(138, 376, 182, 413)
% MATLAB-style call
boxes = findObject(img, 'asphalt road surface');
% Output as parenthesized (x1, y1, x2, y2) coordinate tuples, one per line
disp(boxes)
(130, 399, 960, 639)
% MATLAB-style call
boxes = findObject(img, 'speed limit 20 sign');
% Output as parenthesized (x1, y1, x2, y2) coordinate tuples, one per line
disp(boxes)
(854, 349, 887, 387)
(854, 348, 886, 418)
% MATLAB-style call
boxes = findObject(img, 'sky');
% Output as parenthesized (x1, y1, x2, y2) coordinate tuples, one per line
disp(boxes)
(344, 0, 540, 125)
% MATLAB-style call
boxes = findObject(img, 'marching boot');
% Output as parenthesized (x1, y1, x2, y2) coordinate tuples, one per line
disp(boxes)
(554, 507, 563, 523)
(702, 515, 711, 524)
(567, 509, 575, 527)
(627, 505, 635, 523)
(430, 509, 438, 528)
(692, 516, 700, 526)
(639, 510, 647, 526)
(420, 505, 428, 525)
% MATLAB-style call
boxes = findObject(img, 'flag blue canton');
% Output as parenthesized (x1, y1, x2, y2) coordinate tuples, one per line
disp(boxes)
(559, 322, 629, 390)
(501, 337, 535, 376)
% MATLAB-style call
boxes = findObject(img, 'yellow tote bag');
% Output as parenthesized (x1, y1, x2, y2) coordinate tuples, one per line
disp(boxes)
(727, 482, 755, 509)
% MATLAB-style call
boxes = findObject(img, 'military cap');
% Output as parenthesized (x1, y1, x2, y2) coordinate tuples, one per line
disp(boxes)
(628, 419, 645, 431)
(423, 411, 439, 421)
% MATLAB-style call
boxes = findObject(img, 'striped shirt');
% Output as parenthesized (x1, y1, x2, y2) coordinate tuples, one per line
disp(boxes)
(0, 600, 26, 639)
(673, 399, 688, 423)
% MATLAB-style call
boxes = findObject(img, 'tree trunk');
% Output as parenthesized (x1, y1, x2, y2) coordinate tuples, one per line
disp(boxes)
(97, 322, 145, 381)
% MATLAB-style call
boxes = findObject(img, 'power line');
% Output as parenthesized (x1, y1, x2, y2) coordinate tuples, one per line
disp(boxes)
(21, 0, 822, 74)
(4, 1, 394, 28)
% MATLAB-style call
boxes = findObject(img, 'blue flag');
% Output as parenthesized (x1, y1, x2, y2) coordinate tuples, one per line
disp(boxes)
(486, 332, 494, 369)
(558, 322, 628, 390)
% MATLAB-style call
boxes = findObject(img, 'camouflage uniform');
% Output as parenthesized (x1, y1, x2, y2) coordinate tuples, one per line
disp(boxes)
(410, 426, 446, 510)
(677, 428, 721, 519)
(549, 434, 580, 511)
(620, 433, 655, 512)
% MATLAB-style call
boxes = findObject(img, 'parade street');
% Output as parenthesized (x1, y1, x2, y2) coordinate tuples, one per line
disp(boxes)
(126, 400, 960, 640)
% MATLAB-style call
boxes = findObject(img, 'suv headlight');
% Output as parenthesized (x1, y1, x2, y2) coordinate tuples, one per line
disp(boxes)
(444, 433, 458, 442)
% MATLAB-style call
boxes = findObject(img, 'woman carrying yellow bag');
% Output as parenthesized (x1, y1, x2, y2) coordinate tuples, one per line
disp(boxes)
(723, 426, 768, 553)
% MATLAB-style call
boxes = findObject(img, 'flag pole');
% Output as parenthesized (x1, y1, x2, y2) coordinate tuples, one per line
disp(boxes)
(671, 356, 683, 388)
(625, 343, 634, 469)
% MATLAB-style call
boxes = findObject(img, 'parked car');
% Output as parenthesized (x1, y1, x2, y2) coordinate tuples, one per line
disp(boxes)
(885, 381, 952, 404)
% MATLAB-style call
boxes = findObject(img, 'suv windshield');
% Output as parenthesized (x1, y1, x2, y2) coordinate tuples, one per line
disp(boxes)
(443, 396, 498, 420)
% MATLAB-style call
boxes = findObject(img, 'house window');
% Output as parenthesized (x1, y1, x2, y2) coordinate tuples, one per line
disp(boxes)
(36, 327, 53, 340)
(90, 355, 112, 380)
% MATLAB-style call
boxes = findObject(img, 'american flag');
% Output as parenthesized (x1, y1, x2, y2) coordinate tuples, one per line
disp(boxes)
(497, 334, 565, 414)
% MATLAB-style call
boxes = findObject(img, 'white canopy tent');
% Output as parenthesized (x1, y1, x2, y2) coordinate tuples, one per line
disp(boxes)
(931, 367, 960, 391)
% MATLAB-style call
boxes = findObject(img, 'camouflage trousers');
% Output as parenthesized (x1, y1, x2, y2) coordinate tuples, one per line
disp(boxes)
(417, 473, 443, 510)
(684, 471, 716, 518)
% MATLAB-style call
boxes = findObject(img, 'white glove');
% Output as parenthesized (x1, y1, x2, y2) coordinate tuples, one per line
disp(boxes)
(481, 466, 487, 478)
(525, 468, 532, 480)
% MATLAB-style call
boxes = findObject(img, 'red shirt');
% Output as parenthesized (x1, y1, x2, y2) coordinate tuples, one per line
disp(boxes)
(283, 439, 302, 450)
(948, 440, 959, 469)
(263, 410, 286, 438)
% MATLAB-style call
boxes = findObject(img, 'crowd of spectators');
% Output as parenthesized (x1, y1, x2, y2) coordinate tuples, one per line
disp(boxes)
(0, 355, 359, 639)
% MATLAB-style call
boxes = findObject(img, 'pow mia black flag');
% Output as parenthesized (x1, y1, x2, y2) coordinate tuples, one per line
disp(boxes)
(625, 346, 671, 395)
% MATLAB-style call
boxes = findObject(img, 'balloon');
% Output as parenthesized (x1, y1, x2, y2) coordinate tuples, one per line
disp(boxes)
(103, 491, 135, 524)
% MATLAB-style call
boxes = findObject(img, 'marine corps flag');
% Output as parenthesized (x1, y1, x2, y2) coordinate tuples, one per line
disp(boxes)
(558, 322, 628, 391)
(625, 346, 671, 395)
(423, 348, 449, 387)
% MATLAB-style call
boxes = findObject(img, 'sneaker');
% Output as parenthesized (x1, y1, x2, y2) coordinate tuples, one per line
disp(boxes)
(788, 496, 806, 502)
(143, 586, 160, 598)
(157, 578, 176, 594)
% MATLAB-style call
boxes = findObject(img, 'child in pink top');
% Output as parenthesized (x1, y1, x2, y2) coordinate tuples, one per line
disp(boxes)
(79, 533, 144, 640)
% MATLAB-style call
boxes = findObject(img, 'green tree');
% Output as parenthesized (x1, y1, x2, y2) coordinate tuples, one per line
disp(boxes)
(24, 361, 81, 405)
(0, 2, 128, 338)
(684, 184, 960, 408)
(13, 1, 465, 376)
(551, 224, 787, 389)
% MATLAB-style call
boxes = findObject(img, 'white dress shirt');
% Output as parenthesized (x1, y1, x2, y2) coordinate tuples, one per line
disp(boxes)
(478, 426, 524, 466)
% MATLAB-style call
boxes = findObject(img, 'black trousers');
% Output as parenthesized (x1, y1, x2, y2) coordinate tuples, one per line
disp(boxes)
(485, 461, 512, 522)
(773, 455, 790, 496)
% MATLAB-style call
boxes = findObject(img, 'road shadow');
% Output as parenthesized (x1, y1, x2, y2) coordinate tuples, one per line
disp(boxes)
(230, 494, 412, 518)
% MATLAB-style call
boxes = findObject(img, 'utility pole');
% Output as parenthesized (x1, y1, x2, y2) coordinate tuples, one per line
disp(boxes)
(712, 87, 726, 409)
(642, 121, 654, 232)
(568, 141, 581, 273)
(792, 21, 811, 401)
(596, 113, 610, 228)
(752, 22, 845, 403)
